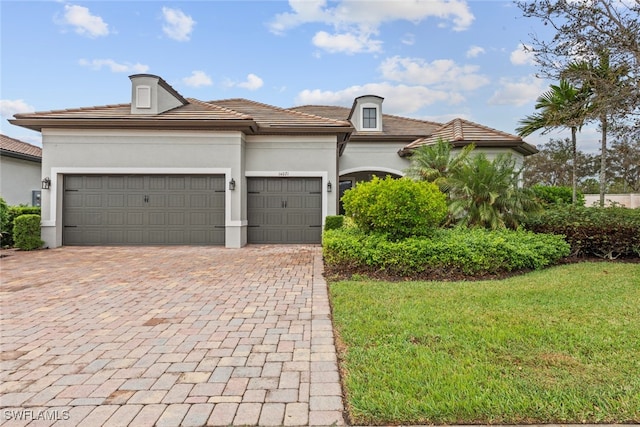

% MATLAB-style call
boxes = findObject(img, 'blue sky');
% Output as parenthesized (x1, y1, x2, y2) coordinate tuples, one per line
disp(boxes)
(0, 0, 601, 151)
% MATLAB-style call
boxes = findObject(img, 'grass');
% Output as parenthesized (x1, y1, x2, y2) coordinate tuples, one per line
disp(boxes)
(329, 262, 640, 425)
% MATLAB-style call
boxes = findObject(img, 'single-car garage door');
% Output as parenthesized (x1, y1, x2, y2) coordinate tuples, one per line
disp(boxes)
(63, 175, 225, 245)
(247, 177, 322, 244)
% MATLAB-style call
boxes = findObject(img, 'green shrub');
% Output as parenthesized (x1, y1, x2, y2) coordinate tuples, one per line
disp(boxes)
(0, 197, 9, 242)
(531, 185, 585, 207)
(324, 215, 344, 231)
(323, 227, 570, 278)
(524, 205, 640, 259)
(13, 214, 43, 251)
(341, 176, 447, 241)
(1, 205, 41, 247)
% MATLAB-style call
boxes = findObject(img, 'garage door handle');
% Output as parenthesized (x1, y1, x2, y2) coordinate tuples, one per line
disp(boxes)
(64, 225, 78, 228)
(309, 225, 321, 228)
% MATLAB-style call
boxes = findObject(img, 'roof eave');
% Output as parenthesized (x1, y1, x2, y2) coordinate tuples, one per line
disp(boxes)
(9, 118, 259, 133)
(399, 140, 539, 158)
(0, 149, 42, 162)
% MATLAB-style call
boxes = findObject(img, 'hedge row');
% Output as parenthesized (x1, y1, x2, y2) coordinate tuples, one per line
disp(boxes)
(524, 206, 640, 259)
(323, 227, 570, 279)
(0, 204, 41, 247)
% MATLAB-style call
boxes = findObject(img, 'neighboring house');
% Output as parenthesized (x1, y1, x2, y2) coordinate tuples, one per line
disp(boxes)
(10, 74, 536, 248)
(0, 134, 42, 206)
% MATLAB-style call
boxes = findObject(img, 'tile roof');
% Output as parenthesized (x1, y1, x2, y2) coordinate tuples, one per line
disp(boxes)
(11, 99, 352, 134)
(208, 99, 352, 130)
(0, 134, 42, 160)
(400, 118, 537, 156)
(290, 105, 442, 137)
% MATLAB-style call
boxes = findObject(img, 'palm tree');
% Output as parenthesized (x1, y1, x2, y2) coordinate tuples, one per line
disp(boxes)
(447, 153, 541, 230)
(517, 79, 589, 204)
(564, 49, 630, 206)
(405, 138, 475, 192)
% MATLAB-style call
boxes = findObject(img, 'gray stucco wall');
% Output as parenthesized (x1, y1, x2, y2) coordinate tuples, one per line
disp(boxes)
(339, 141, 409, 177)
(0, 156, 41, 206)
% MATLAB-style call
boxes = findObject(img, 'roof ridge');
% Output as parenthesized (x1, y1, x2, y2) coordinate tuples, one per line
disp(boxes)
(211, 99, 351, 126)
(13, 103, 130, 117)
(456, 117, 522, 140)
(187, 98, 253, 119)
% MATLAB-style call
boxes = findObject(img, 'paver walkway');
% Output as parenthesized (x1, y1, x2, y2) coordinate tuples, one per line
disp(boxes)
(0, 246, 345, 426)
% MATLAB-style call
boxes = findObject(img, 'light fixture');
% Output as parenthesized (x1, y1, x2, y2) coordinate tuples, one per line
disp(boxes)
(229, 178, 236, 191)
(41, 177, 51, 190)
(327, 181, 332, 192)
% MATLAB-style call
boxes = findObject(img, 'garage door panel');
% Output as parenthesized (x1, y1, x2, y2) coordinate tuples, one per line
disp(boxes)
(247, 177, 322, 244)
(63, 174, 225, 246)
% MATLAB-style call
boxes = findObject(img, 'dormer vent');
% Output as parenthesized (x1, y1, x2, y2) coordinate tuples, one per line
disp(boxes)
(129, 74, 188, 115)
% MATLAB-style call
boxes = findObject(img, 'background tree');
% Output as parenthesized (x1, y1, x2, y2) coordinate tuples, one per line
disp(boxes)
(564, 49, 630, 205)
(607, 137, 640, 192)
(517, 0, 640, 130)
(517, 79, 588, 203)
(523, 138, 597, 188)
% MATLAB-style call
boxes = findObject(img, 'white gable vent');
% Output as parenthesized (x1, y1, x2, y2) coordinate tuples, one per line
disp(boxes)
(129, 74, 188, 115)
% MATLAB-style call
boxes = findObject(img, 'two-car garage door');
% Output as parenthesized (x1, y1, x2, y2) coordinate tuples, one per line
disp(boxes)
(62, 175, 323, 246)
(63, 175, 225, 245)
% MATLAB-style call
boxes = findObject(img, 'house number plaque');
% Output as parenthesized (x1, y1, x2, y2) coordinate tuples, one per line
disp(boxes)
(278, 172, 290, 177)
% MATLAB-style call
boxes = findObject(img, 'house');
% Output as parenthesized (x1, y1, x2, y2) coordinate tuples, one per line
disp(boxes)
(0, 134, 43, 206)
(10, 74, 536, 248)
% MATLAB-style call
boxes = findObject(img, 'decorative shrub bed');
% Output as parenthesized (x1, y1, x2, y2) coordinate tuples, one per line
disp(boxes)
(323, 227, 570, 280)
(524, 206, 640, 259)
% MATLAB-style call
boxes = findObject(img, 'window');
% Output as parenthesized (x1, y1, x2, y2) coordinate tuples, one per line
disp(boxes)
(363, 107, 377, 129)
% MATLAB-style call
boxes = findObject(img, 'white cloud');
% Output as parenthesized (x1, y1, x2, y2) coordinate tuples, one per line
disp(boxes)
(401, 33, 415, 46)
(379, 56, 490, 91)
(0, 99, 35, 119)
(296, 82, 464, 116)
(312, 31, 382, 54)
(183, 71, 212, 87)
(61, 4, 109, 38)
(78, 59, 149, 73)
(466, 45, 485, 58)
(162, 7, 195, 41)
(226, 74, 264, 91)
(488, 76, 545, 106)
(510, 43, 536, 66)
(269, 0, 474, 54)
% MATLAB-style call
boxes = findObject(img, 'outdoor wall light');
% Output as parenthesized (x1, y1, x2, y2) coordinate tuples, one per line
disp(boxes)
(327, 181, 332, 192)
(41, 177, 51, 190)
(229, 178, 236, 191)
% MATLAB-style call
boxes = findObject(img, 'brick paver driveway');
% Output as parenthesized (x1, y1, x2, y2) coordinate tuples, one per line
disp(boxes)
(0, 246, 345, 426)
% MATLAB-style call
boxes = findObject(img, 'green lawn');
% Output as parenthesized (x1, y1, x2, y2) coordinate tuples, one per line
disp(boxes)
(329, 262, 640, 425)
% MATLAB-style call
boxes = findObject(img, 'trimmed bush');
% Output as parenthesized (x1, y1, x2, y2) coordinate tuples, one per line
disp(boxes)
(0, 197, 9, 242)
(13, 214, 43, 251)
(524, 205, 640, 259)
(531, 185, 585, 207)
(342, 176, 447, 241)
(323, 227, 570, 279)
(324, 215, 344, 231)
(1, 205, 41, 247)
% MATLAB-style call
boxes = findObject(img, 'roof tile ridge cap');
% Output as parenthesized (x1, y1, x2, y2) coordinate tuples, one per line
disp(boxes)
(187, 98, 253, 119)
(14, 103, 131, 117)
(453, 118, 464, 141)
(235, 98, 349, 124)
(458, 118, 523, 140)
(282, 106, 352, 125)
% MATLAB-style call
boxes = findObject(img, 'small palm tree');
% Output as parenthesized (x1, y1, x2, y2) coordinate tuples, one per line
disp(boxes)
(517, 79, 589, 204)
(564, 49, 629, 206)
(405, 138, 475, 192)
(447, 153, 541, 230)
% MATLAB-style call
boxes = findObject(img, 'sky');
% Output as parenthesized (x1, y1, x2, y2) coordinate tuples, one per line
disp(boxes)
(0, 0, 603, 152)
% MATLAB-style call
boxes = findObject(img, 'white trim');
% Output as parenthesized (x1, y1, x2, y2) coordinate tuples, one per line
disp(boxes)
(47, 167, 232, 227)
(339, 166, 405, 177)
(244, 170, 329, 225)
